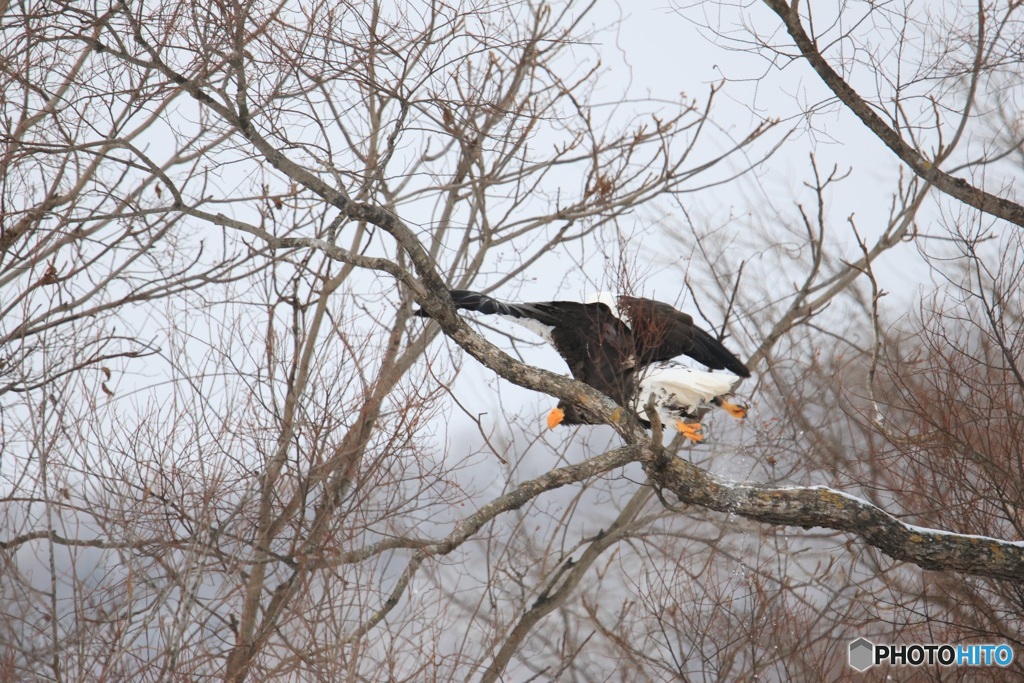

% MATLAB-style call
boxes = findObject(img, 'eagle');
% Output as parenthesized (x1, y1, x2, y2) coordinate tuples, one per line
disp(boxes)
(418, 289, 749, 440)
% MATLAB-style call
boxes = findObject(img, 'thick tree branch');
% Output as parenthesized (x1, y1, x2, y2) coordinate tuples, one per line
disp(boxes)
(650, 458, 1024, 581)
(762, 0, 1024, 229)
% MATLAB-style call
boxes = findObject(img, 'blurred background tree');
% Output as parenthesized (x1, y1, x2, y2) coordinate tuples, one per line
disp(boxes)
(1, 1, 1021, 680)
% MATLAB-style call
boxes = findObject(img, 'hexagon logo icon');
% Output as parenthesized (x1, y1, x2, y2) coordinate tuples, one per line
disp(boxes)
(849, 638, 874, 671)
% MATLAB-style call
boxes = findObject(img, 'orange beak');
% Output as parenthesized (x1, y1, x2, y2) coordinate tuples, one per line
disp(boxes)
(546, 407, 565, 430)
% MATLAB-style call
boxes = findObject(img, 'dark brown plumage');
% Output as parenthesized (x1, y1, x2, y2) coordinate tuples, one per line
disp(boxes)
(614, 295, 751, 378)
(417, 289, 750, 428)
(417, 291, 637, 409)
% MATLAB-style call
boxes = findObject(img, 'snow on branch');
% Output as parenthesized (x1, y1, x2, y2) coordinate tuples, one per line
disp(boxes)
(651, 456, 1024, 581)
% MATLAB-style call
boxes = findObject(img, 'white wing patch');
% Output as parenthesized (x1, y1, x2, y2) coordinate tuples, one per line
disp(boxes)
(500, 315, 556, 345)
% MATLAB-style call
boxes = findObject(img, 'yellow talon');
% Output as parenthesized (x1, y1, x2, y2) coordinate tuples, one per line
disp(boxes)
(546, 407, 565, 430)
(674, 420, 705, 442)
(720, 400, 747, 419)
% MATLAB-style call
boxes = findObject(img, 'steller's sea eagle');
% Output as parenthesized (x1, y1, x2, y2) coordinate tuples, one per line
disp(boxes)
(417, 289, 749, 440)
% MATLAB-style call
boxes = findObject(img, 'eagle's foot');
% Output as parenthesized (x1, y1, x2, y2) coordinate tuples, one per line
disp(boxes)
(674, 420, 705, 442)
(720, 400, 747, 419)
(546, 407, 565, 430)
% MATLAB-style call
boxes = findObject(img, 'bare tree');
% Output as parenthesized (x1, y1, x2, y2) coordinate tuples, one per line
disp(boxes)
(1, 0, 1023, 680)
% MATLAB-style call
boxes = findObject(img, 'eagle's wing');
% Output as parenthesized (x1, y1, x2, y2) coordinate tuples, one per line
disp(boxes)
(618, 296, 750, 377)
(426, 290, 637, 401)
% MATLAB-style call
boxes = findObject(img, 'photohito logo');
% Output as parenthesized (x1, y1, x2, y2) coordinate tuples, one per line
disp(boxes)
(849, 638, 1014, 671)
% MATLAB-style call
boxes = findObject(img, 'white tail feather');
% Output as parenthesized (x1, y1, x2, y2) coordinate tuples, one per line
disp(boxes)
(636, 363, 738, 419)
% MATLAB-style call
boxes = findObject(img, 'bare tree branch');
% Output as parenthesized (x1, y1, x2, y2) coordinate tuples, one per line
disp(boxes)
(762, 0, 1024, 228)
